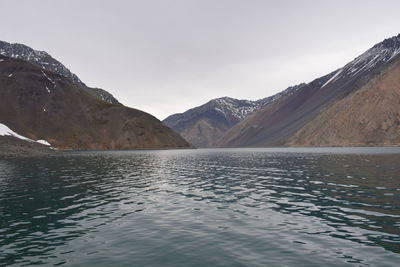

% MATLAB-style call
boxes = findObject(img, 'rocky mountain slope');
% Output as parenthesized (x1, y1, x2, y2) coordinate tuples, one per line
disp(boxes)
(163, 97, 265, 147)
(285, 57, 400, 146)
(0, 53, 190, 150)
(164, 85, 304, 147)
(0, 41, 119, 104)
(216, 34, 400, 147)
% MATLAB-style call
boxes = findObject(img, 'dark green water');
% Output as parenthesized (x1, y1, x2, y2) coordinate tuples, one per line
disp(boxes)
(1, 147, 400, 266)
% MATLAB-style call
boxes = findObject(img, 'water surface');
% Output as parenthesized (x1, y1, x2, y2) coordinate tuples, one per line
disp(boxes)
(1, 148, 400, 266)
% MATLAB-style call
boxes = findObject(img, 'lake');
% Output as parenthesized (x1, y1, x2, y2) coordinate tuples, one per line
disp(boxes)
(1, 147, 400, 266)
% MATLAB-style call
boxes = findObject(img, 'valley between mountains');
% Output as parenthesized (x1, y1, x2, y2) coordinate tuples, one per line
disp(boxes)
(1, 34, 400, 153)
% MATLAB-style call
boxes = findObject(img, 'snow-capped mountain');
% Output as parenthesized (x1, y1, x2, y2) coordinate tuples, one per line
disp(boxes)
(0, 40, 119, 104)
(211, 85, 306, 121)
(163, 96, 261, 147)
(211, 97, 261, 120)
(217, 33, 400, 147)
(0, 40, 82, 84)
(320, 34, 400, 89)
(163, 83, 306, 147)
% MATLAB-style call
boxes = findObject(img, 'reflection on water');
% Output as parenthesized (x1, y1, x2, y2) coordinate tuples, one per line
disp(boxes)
(0, 148, 400, 266)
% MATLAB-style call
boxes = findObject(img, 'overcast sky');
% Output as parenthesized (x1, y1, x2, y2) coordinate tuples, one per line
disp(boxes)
(1, 0, 400, 119)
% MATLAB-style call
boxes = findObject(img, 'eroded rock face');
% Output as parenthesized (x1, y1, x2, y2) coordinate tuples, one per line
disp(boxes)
(215, 34, 400, 147)
(285, 59, 400, 147)
(0, 55, 191, 150)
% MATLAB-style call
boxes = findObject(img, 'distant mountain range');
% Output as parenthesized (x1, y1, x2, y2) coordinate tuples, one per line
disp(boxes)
(163, 84, 304, 147)
(0, 42, 190, 150)
(164, 34, 400, 147)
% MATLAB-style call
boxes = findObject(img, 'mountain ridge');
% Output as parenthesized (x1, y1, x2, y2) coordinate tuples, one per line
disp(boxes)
(163, 83, 307, 147)
(0, 40, 120, 105)
(163, 96, 265, 147)
(285, 55, 400, 147)
(216, 33, 400, 147)
(0, 50, 191, 150)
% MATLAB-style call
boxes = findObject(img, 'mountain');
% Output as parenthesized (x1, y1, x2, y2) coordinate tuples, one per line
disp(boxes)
(216, 34, 400, 147)
(0, 41, 119, 104)
(163, 85, 304, 147)
(163, 97, 264, 147)
(285, 54, 400, 146)
(0, 50, 191, 150)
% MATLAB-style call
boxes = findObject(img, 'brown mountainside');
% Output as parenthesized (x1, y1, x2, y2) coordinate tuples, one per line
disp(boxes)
(0, 55, 191, 150)
(286, 58, 400, 146)
(216, 34, 400, 147)
(163, 97, 267, 147)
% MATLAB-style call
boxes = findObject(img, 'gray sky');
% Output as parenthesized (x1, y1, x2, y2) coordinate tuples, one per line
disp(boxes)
(1, 0, 400, 119)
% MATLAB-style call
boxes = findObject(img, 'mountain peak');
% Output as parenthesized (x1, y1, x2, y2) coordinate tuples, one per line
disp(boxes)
(378, 33, 400, 49)
(358, 33, 400, 64)
(0, 40, 120, 104)
(0, 40, 83, 85)
(0, 54, 190, 150)
(212, 96, 252, 106)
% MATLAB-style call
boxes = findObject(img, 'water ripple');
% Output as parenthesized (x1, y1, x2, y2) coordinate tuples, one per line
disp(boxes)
(1, 148, 400, 266)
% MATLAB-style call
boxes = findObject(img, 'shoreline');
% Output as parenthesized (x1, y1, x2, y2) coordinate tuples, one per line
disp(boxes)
(0, 136, 57, 158)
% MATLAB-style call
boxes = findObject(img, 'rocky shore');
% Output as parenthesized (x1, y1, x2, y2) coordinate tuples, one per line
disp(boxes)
(0, 136, 57, 157)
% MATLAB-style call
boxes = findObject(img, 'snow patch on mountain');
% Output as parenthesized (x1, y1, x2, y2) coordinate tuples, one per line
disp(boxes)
(212, 97, 262, 120)
(321, 68, 343, 88)
(0, 123, 51, 146)
(0, 40, 82, 85)
(320, 34, 400, 89)
(0, 40, 120, 105)
(207, 83, 306, 121)
(36, 140, 51, 146)
(41, 70, 56, 89)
